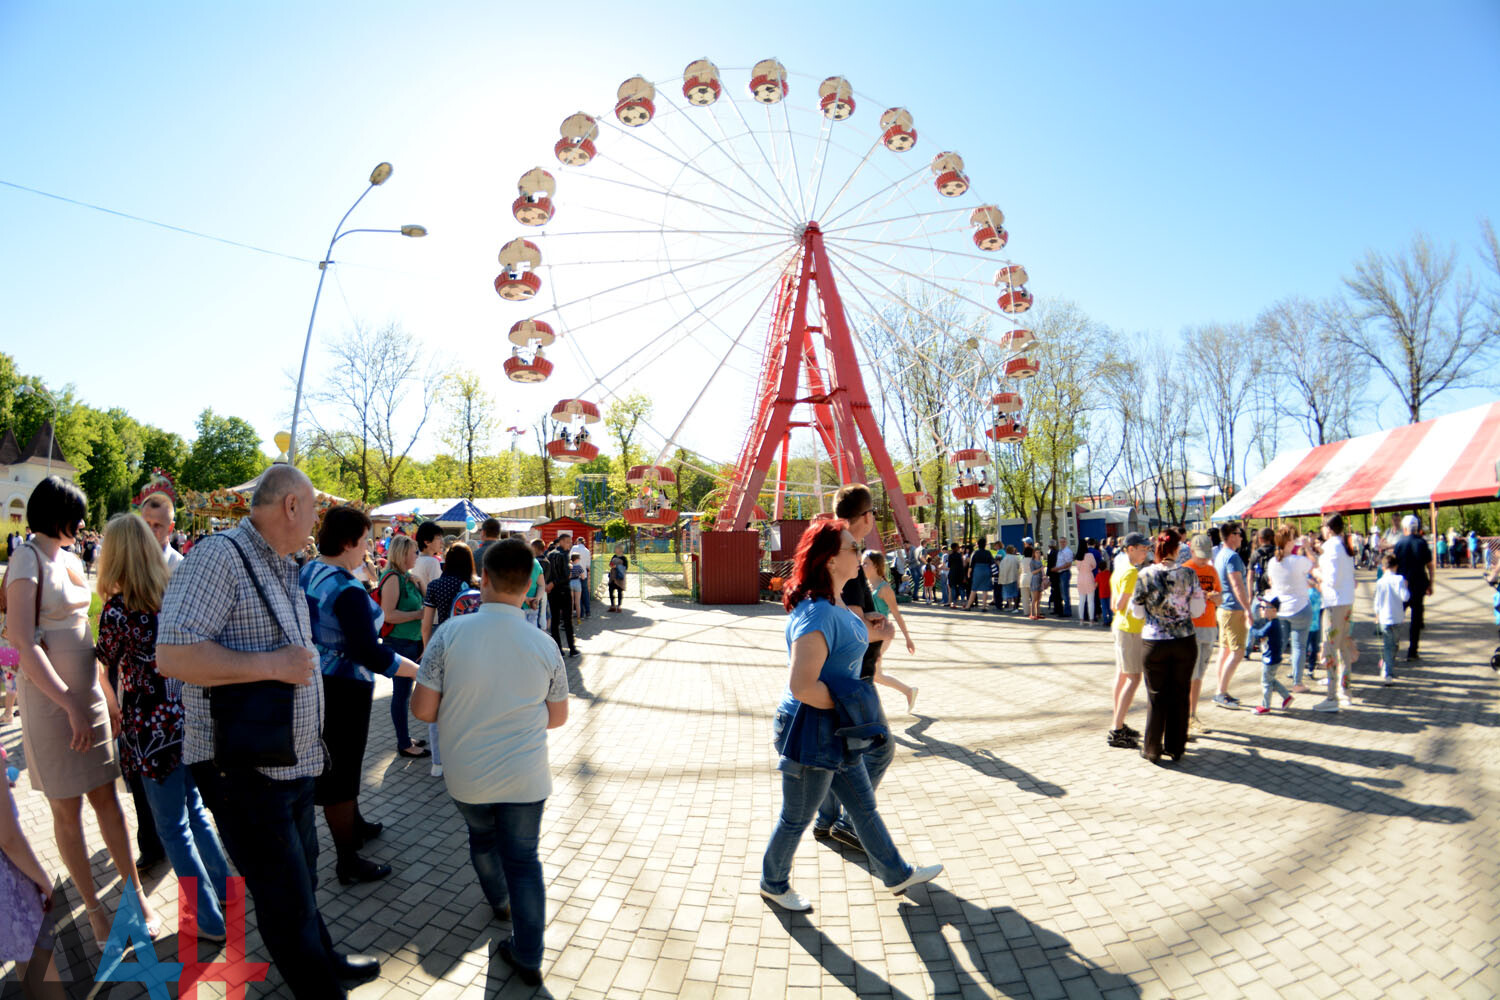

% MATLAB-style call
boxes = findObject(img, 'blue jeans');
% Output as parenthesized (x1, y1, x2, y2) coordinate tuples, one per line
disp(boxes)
(191, 765, 344, 999)
(763, 754, 911, 893)
(1058, 570, 1072, 614)
(1378, 623, 1401, 677)
(141, 763, 231, 937)
(580, 583, 591, 617)
(817, 696, 893, 831)
(386, 637, 422, 750)
(1260, 656, 1290, 707)
(1281, 607, 1313, 685)
(452, 799, 547, 968)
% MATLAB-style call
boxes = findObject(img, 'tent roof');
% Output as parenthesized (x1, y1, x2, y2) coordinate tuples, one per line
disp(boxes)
(1211, 401, 1500, 522)
(369, 495, 575, 518)
(434, 499, 489, 525)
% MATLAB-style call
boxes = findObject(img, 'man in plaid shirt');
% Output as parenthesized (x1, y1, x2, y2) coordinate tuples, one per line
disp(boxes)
(159, 464, 379, 997)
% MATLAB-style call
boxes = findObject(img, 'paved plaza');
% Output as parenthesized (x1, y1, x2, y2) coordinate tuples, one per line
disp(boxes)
(4, 569, 1498, 999)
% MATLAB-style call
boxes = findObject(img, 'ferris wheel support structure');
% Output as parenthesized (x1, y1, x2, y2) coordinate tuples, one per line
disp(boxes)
(718, 221, 920, 547)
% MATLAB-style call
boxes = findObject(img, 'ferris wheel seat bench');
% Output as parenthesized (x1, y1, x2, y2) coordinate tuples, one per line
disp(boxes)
(904, 491, 934, 507)
(546, 440, 599, 463)
(987, 420, 1027, 443)
(504, 355, 554, 383)
(622, 507, 679, 526)
(952, 484, 994, 501)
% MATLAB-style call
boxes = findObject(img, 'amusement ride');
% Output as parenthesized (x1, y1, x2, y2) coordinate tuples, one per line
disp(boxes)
(493, 59, 1041, 544)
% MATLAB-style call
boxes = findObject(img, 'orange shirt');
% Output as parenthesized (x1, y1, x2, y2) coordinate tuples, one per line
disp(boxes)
(1186, 557, 1219, 628)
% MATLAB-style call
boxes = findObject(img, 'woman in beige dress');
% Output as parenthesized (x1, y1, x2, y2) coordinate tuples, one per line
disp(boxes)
(4, 476, 159, 946)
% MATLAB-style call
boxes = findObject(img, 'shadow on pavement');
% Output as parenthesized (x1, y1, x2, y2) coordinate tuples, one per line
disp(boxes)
(1182, 746, 1473, 823)
(895, 717, 1066, 797)
(902, 886, 1139, 999)
(769, 885, 1138, 999)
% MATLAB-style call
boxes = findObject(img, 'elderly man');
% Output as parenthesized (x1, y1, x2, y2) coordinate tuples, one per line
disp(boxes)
(1392, 515, 1435, 660)
(157, 465, 378, 998)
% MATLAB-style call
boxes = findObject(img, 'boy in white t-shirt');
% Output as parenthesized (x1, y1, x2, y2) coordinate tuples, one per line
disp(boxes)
(1373, 552, 1410, 685)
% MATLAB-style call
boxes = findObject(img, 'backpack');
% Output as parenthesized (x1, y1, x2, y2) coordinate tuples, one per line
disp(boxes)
(450, 586, 482, 619)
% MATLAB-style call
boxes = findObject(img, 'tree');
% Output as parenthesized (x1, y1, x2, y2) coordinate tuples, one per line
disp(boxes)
(181, 409, 267, 492)
(136, 426, 189, 495)
(604, 390, 654, 514)
(438, 371, 494, 500)
(1333, 232, 1495, 423)
(1185, 322, 1256, 496)
(305, 323, 446, 504)
(1254, 297, 1365, 446)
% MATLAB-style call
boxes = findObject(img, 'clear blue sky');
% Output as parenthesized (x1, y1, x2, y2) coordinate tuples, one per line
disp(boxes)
(2, 1, 1497, 473)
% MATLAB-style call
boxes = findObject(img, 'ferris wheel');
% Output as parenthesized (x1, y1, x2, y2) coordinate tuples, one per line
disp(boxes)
(492, 58, 1042, 542)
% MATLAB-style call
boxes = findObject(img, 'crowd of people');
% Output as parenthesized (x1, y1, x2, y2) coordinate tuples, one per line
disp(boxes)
(0, 468, 1495, 995)
(0, 473, 623, 994)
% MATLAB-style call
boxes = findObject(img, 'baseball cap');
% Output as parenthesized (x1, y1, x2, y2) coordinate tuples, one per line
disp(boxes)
(1261, 596, 1281, 609)
(1123, 532, 1149, 548)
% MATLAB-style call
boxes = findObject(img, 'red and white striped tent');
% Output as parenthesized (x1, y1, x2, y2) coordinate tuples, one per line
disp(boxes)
(1211, 400, 1500, 522)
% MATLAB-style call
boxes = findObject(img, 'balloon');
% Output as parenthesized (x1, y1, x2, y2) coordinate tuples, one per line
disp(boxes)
(465, 516, 476, 532)
(5, 766, 17, 784)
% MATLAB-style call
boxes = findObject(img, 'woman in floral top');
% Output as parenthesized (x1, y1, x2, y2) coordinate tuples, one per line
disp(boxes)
(1128, 530, 1206, 764)
(95, 513, 231, 941)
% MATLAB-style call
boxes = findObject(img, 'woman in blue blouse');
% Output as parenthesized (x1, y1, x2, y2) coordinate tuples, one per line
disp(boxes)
(760, 519, 942, 912)
(301, 507, 418, 886)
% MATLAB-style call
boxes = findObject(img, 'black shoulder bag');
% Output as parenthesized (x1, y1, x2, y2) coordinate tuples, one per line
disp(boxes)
(208, 536, 299, 768)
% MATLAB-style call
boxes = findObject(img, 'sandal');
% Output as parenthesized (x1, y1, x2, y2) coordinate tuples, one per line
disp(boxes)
(85, 901, 110, 948)
(399, 745, 432, 758)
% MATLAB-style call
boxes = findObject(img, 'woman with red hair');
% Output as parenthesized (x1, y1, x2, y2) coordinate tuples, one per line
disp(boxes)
(1128, 530, 1206, 763)
(760, 519, 941, 912)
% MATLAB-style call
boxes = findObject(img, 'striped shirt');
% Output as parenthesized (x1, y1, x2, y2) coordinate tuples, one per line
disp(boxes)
(158, 519, 326, 780)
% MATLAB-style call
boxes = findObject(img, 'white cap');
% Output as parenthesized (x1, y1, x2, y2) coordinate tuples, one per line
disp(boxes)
(1402, 514, 1420, 532)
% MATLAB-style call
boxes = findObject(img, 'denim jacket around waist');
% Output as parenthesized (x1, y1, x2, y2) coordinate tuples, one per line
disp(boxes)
(772, 673, 889, 775)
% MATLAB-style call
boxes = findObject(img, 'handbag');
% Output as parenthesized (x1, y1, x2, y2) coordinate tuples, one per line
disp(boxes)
(0, 544, 48, 652)
(208, 537, 299, 768)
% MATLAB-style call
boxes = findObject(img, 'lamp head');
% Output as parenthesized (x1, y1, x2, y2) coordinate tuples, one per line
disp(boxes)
(370, 162, 393, 186)
(401, 225, 428, 237)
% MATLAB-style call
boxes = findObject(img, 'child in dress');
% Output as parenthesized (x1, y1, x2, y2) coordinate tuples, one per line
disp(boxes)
(921, 559, 937, 604)
(1372, 553, 1409, 684)
(1, 745, 63, 996)
(569, 553, 585, 620)
(1249, 597, 1291, 714)
(0, 643, 17, 722)
(862, 553, 918, 712)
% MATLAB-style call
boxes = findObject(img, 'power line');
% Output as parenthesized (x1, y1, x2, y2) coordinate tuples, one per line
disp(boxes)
(0, 178, 317, 264)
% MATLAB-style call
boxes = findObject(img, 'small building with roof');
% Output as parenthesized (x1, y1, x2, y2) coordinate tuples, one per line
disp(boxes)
(2, 421, 77, 529)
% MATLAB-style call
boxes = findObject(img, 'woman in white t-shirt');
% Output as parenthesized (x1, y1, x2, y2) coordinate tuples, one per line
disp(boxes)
(1312, 513, 1358, 712)
(1264, 525, 1315, 692)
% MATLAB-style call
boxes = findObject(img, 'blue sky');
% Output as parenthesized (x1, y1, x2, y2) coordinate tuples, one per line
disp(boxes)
(2, 1, 1497, 475)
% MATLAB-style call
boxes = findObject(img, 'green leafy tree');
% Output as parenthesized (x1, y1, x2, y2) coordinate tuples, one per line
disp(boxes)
(181, 409, 268, 491)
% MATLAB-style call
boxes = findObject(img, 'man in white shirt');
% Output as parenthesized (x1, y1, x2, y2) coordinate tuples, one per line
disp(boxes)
(139, 492, 184, 576)
(412, 538, 569, 988)
(411, 521, 444, 595)
(569, 535, 592, 619)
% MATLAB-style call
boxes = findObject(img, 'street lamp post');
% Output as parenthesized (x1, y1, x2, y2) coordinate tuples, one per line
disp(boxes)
(287, 162, 427, 465)
(15, 384, 58, 476)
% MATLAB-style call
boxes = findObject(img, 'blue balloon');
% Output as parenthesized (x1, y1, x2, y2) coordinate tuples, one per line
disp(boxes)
(5, 766, 17, 783)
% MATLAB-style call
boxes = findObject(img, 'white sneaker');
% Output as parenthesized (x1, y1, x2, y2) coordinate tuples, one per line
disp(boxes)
(890, 863, 943, 895)
(1311, 698, 1340, 713)
(431, 763, 444, 777)
(760, 885, 811, 912)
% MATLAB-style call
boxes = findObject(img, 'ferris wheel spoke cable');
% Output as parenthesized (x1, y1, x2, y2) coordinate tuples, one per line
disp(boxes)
(802, 116, 837, 225)
(533, 236, 791, 321)
(832, 233, 1022, 270)
(568, 168, 788, 234)
(777, 97, 811, 221)
(829, 170, 935, 241)
(819, 162, 928, 229)
(824, 250, 1004, 411)
(822, 205, 972, 235)
(714, 84, 806, 227)
(597, 113, 798, 233)
(649, 253, 801, 465)
(811, 132, 885, 224)
(831, 243, 1014, 323)
(541, 258, 774, 342)
(654, 90, 803, 231)
(564, 248, 795, 404)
